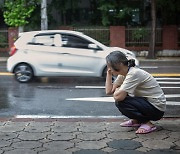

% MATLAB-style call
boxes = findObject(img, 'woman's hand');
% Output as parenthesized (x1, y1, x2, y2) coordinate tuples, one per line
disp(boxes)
(107, 68, 112, 75)
(105, 67, 119, 95)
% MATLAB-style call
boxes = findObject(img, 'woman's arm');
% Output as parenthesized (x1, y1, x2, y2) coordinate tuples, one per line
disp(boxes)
(105, 69, 118, 95)
(113, 89, 127, 101)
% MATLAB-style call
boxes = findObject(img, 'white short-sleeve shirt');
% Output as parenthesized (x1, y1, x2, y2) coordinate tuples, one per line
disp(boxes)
(114, 67, 166, 111)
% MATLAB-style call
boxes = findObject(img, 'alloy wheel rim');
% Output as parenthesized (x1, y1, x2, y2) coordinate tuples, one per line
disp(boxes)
(15, 65, 32, 82)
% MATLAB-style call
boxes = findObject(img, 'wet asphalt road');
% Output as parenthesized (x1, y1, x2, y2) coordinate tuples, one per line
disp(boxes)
(0, 60, 180, 118)
(0, 76, 116, 117)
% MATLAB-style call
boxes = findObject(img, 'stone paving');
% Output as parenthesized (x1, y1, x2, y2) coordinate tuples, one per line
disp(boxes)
(0, 118, 179, 154)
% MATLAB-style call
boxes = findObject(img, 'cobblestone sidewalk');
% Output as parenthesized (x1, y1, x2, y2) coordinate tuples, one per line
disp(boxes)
(0, 118, 180, 154)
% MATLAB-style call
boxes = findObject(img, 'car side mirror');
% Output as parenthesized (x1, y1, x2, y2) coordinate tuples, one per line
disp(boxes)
(88, 44, 99, 50)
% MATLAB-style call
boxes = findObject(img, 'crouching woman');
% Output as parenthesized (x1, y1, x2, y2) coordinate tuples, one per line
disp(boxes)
(105, 51, 166, 134)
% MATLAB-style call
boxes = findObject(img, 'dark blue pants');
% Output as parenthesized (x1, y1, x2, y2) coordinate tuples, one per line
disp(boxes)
(115, 96, 164, 123)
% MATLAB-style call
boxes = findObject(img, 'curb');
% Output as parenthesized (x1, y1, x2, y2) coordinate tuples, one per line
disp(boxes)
(0, 117, 180, 122)
(138, 57, 180, 62)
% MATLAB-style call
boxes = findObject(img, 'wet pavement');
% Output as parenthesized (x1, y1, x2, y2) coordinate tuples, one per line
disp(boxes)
(0, 117, 180, 154)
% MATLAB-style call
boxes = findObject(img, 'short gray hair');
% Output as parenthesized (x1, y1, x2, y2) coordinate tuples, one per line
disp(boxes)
(106, 51, 135, 71)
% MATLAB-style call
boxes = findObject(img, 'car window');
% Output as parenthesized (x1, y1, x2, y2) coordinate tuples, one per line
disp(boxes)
(61, 34, 92, 49)
(30, 35, 54, 46)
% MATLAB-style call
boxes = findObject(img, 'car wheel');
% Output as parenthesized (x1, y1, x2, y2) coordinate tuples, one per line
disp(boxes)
(102, 67, 107, 79)
(14, 63, 34, 83)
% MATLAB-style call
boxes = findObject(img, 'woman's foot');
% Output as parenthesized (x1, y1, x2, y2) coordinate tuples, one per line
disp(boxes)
(136, 121, 157, 134)
(120, 119, 141, 127)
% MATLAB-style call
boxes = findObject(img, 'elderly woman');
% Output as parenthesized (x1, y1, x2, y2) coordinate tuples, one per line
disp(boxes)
(105, 51, 166, 134)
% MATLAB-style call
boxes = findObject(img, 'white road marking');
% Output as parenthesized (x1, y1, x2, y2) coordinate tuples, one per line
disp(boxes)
(158, 81, 180, 84)
(75, 86, 180, 89)
(66, 97, 114, 102)
(140, 66, 158, 69)
(155, 78, 180, 80)
(165, 94, 180, 98)
(161, 87, 180, 89)
(75, 86, 105, 89)
(66, 96, 180, 105)
(166, 101, 180, 106)
(15, 115, 124, 119)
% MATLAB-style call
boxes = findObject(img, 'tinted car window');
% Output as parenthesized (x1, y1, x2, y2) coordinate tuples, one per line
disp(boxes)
(61, 34, 91, 49)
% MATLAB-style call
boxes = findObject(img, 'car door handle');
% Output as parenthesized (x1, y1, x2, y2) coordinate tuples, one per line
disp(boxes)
(61, 53, 70, 55)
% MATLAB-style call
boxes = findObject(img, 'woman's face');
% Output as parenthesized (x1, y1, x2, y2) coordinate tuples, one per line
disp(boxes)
(107, 63, 122, 76)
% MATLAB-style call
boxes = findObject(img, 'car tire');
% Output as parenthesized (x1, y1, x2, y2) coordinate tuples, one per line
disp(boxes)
(14, 63, 34, 83)
(102, 67, 107, 79)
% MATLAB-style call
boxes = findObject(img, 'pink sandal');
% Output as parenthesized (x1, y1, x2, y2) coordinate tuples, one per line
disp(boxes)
(136, 124, 157, 134)
(120, 120, 141, 127)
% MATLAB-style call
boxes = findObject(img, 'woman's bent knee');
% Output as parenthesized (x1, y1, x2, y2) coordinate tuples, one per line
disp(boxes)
(115, 101, 123, 108)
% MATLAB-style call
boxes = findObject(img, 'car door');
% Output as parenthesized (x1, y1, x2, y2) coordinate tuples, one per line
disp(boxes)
(25, 34, 60, 75)
(54, 33, 105, 76)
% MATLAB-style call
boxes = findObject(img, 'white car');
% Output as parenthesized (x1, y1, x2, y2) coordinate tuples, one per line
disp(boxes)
(7, 30, 139, 83)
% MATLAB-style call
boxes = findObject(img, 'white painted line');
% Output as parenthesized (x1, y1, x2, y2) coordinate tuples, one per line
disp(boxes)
(16, 115, 51, 118)
(75, 86, 180, 89)
(161, 87, 180, 89)
(15, 115, 124, 119)
(165, 94, 180, 98)
(158, 81, 180, 84)
(66, 96, 180, 103)
(51, 115, 124, 119)
(152, 74, 180, 77)
(75, 86, 105, 89)
(66, 97, 114, 102)
(155, 78, 180, 80)
(140, 66, 158, 69)
(166, 101, 180, 105)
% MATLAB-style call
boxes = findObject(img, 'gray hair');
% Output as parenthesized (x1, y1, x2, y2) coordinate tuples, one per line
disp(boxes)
(106, 51, 135, 71)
